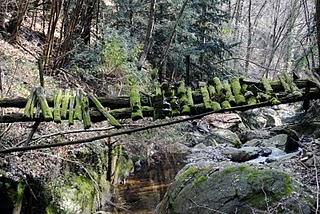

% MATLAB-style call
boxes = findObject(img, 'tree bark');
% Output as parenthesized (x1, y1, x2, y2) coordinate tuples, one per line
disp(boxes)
(316, 0, 320, 64)
(138, 0, 157, 70)
(244, 0, 252, 73)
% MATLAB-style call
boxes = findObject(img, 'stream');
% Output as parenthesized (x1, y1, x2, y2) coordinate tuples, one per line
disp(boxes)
(114, 153, 187, 213)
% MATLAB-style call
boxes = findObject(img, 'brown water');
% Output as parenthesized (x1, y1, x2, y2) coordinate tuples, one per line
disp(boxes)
(113, 153, 187, 213)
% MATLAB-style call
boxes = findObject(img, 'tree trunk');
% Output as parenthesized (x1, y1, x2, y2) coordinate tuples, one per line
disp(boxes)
(316, 0, 320, 64)
(244, 0, 252, 73)
(138, 0, 157, 70)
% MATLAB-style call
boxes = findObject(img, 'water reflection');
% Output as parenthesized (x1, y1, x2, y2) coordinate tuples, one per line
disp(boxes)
(114, 153, 187, 213)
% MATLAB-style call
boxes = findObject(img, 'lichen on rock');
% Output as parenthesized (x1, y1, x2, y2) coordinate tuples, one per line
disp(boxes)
(157, 165, 315, 214)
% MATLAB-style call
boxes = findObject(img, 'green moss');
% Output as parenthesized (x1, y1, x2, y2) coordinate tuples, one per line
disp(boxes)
(283, 175, 293, 196)
(61, 90, 70, 119)
(231, 77, 242, 95)
(89, 94, 121, 128)
(271, 97, 281, 105)
(221, 101, 231, 109)
(208, 85, 216, 98)
(279, 74, 291, 92)
(211, 102, 221, 111)
(223, 80, 236, 105)
(16, 182, 25, 204)
(199, 82, 213, 110)
(68, 91, 75, 125)
(213, 77, 223, 95)
(53, 89, 63, 123)
(235, 94, 246, 105)
(178, 166, 199, 182)
(262, 77, 273, 94)
(73, 90, 83, 121)
(223, 166, 237, 174)
(130, 85, 143, 120)
(192, 175, 208, 187)
(247, 96, 257, 105)
(36, 87, 53, 121)
(187, 87, 194, 106)
(45, 205, 56, 214)
(241, 84, 248, 94)
(81, 95, 91, 129)
(24, 88, 36, 118)
(177, 81, 187, 97)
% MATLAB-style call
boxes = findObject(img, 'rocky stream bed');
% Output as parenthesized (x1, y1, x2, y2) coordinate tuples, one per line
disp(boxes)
(0, 103, 319, 213)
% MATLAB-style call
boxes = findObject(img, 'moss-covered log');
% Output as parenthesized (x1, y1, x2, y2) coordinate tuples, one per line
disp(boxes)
(61, 90, 70, 119)
(170, 90, 180, 116)
(262, 77, 273, 94)
(24, 88, 36, 118)
(53, 89, 63, 123)
(208, 85, 216, 98)
(35, 87, 53, 121)
(177, 82, 190, 115)
(130, 85, 143, 120)
(231, 77, 242, 95)
(223, 80, 236, 106)
(284, 73, 303, 97)
(81, 94, 91, 129)
(199, 82, 213, 110)
(74, 90, 83, 121)
(2, 88, 320, 125)
(89, 95, 121, 128)
(68, 91, 75, 125)
(235, 94, 246, 105)
(279, 74, 291, 92)
(244, 91, 257, 105)
(152, 86, 165, 120)
(221, 101, 231, 109)
(212, 77, 223, 95)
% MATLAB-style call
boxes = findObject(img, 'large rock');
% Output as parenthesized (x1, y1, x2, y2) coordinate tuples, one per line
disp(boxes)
(241, 108, 281, 128)
(204, 128, 241, 147)
(223, 147, 271, 162)
(239, 129, 271, 143)
(243, 134, 299, 153)
(157, 165, 315, 214)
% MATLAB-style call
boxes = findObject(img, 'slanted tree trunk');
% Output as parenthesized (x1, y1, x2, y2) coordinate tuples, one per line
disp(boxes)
(244, 0, 252, 73)
(8, 0, 30, 42)
(316, 0, 320, 64)
(138, 0, 157, 70)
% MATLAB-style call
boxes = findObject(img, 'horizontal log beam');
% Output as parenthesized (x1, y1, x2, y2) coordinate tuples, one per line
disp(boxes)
(0, 90, 318, 124)
(0, 96, 135, 109)
(0, 79, 314, 109)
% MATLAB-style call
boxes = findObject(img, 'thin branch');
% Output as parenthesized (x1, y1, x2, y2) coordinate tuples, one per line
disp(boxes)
(159, 0, 189, 67)
(24, 120, 40, 146)
(211, 57, 281, 72)
(0, 124, 12, 139)
(16, 126, 116, 146)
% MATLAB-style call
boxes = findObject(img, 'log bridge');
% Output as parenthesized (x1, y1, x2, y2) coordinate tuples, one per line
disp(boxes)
(0, 74, 319, 153)
(0, 74, 317, 125)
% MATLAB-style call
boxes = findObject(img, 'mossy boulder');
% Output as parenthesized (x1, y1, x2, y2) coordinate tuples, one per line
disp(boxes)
(157, 165, 315, 214)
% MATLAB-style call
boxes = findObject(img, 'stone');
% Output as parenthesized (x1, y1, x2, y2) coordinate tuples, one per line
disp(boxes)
(223, 147, 261, 162)
(157, 165, 315, 214)
(262, 134, 288, 150)
(205, 128, 241, 147)
(239, 129, 271, 143)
